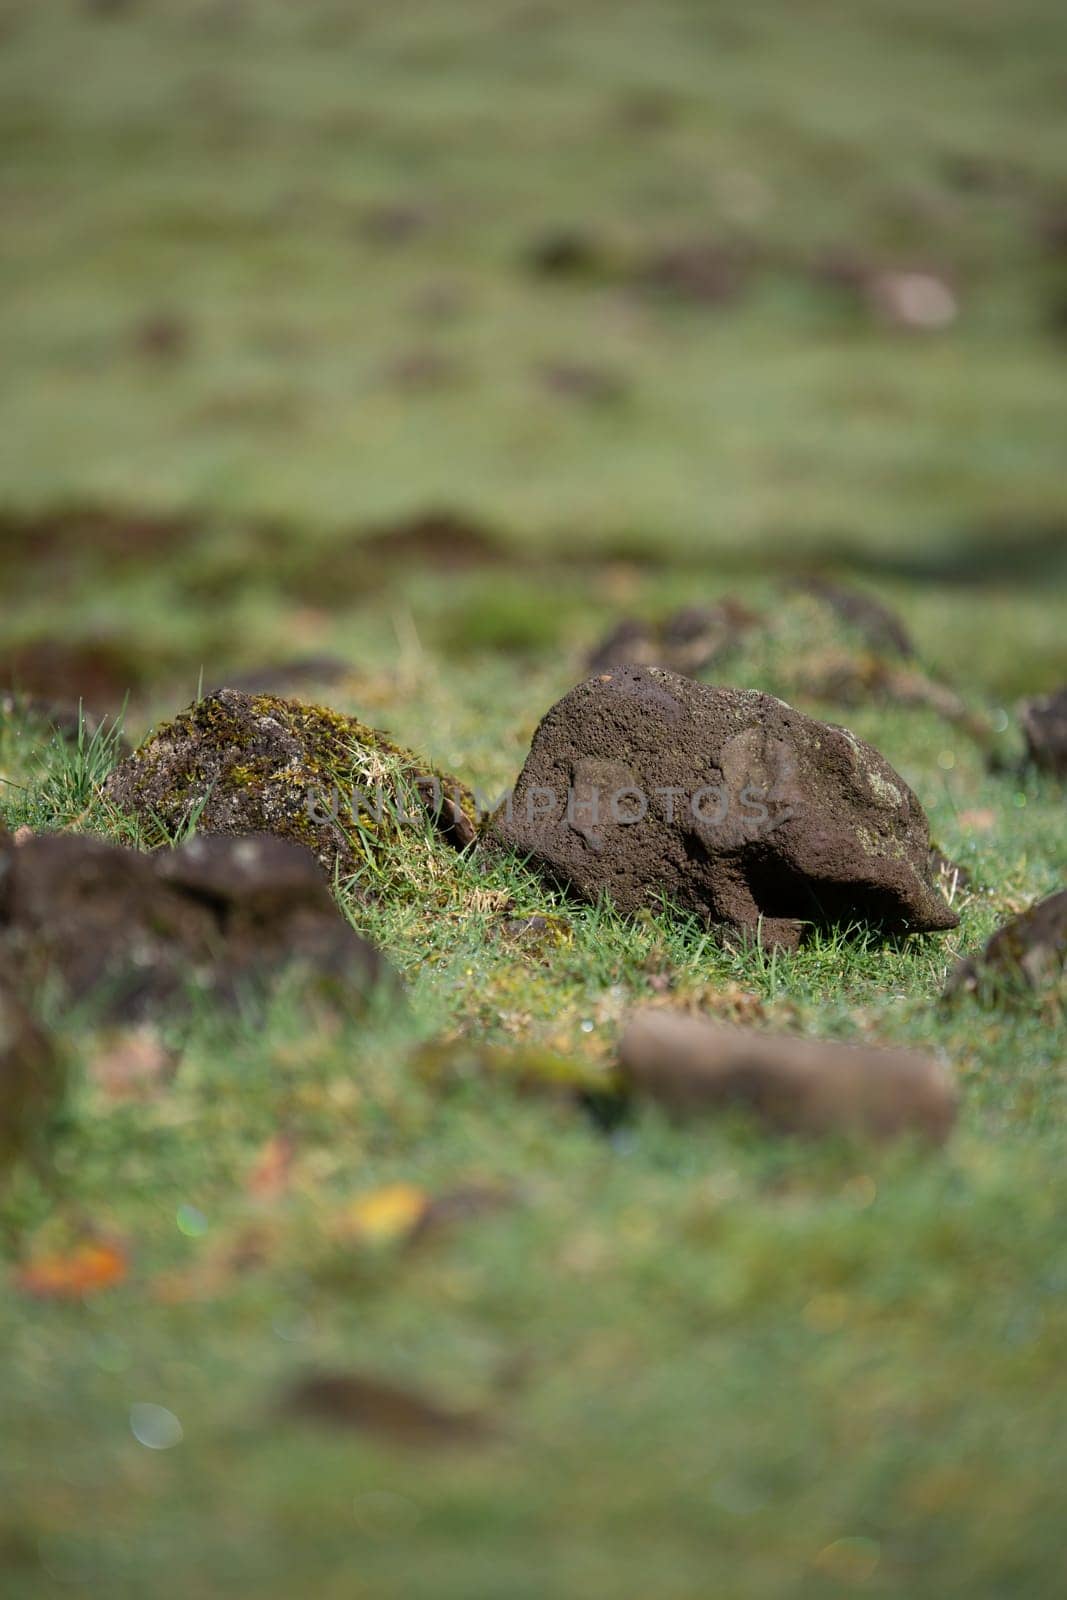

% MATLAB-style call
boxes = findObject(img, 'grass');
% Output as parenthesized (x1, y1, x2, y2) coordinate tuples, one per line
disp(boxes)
(1, 1, 1066, 1596)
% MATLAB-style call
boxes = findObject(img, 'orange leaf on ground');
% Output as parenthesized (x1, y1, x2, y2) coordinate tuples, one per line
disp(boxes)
(16, 1239, 127, 1299)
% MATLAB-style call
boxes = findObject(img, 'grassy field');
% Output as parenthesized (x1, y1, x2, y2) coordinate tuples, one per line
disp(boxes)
(1, 2, 1066, 1596)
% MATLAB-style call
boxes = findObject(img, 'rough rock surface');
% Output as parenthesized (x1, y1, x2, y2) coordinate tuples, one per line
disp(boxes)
(0, 980, 62, 1171)
(1019, 686, 1067, 777)
(0, 830, 391, 1022)
(103, 689, 477, 879)
(618, 1010, 957, 1142)
(491, 666, 958, 949)
(944, 888, 1067, 1000)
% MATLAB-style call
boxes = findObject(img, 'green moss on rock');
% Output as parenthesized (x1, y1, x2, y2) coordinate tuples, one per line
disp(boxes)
(103, 689, 478, 888)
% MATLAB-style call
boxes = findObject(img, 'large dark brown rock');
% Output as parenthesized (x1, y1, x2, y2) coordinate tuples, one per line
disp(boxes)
(103, 689, 477, 880)
(1, 831, 391, 1022)
(618, 1010, 957, 1142)
(491, 666, 958, 949)
(943, 888, 1067, 1001)
(1019, 687, 1067, 778)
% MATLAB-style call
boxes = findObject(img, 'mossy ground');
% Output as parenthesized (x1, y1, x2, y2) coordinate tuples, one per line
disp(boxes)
(1, 3, 1066, 1597)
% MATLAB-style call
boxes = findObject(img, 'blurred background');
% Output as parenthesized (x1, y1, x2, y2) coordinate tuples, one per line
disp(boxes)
(1, 0, 1065, 721)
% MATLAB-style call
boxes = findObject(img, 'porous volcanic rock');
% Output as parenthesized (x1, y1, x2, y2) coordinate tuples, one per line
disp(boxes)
(103, 689, 477, 879)
(490, 665, 958, 949)
(943, 888, 1066, 1001)
(1, 830, 391, 1022)
(1019, 686, 1067, 778)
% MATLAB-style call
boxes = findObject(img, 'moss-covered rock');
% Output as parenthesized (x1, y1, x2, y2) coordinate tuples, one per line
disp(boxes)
(103, 689, 478, 887)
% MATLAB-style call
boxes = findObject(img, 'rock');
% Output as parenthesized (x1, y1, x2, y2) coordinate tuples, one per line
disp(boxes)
(638, 240, 751, 306)
(869, 270, 957, 331)
(0, 637, 151, 709)
(358, 509, 504, 570)
(0, 981, 63, 1173)
(282, 1371, 495, 1448)
(491, 666, 958, 950)
(586, 603, 750, 677)
(792, 651, 991, 744)
(103, 689, 478, 881)
(537, 362, 629, 406)
(0, 689, 127, 750)
(797, 580, 913, 657)
(133, 311, 190, 362)
(205, 656, 351, 698)
(1, 831, 391, 1022)
(943, 889, 1067, 1001)
(1019, 686, 1067, 777)
(524, 227, 610, 279)
(618, 1010, 957, 1142)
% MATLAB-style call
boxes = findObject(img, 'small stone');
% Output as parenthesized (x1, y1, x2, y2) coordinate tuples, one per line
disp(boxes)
(491, 667, 957, 949)
(943, 889, 1067, 1001)
(205, 656, 351, 698)
(869, 271, 958, 331)
(618, 1010, 957, 1142)
(281, 1371, 495, 1448)
(1019, 686, 1067, 777)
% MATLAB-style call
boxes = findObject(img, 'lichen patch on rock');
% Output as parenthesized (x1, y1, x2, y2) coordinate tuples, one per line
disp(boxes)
(103, 689, 478, 888)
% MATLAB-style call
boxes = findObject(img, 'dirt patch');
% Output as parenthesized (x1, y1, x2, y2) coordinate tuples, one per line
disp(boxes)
(0, 504, 193, 568)
(357, 508, 507, 570)
(491, 666, 958, 950)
